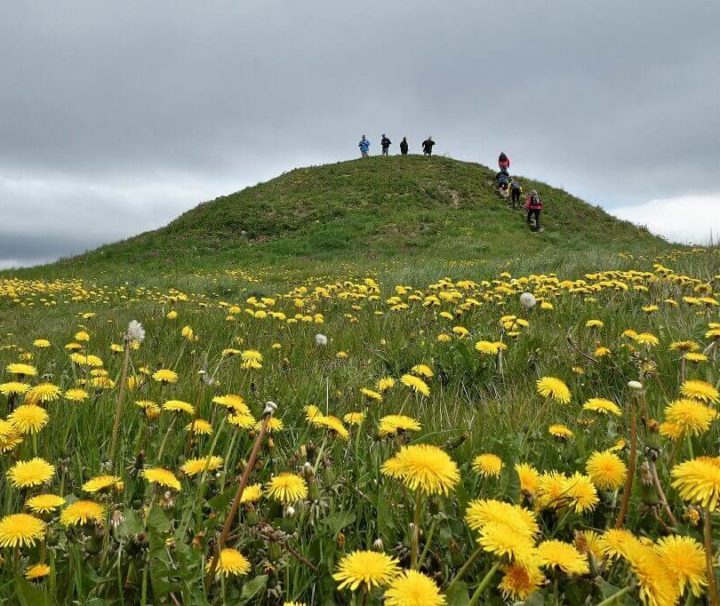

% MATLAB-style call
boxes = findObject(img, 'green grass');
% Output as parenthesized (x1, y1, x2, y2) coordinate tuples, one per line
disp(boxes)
(1, 159, 718, 604)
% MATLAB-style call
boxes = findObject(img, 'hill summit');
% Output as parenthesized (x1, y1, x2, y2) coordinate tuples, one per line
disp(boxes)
(65, 156, 664, 272)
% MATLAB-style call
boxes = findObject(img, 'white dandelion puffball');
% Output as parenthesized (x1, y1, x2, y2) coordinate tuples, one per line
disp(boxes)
(628, 380, 643, 391)
(315, 333, 328, 346)
(127, 320, 145, 343)
(519, 292, 536, 309)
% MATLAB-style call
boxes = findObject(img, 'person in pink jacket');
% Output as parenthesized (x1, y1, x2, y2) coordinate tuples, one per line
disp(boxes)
(498, 151, 510, 172)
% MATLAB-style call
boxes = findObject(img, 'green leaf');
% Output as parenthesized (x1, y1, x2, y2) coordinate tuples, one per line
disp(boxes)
(15, 578, 48, 606)
(116, 508, 143, 539)
(445, 581, 470, 606)
(207, 490, 234, 512)
(239, 574, 268, 604)
(323, 510, 356, 535)
(146, 504, 171, 534)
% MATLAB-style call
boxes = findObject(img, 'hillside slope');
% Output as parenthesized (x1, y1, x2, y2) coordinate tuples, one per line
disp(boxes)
(58, 156, 665, 274)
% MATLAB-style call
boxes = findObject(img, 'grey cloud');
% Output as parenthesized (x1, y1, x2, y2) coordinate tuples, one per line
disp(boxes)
(1, 0, 719, 266)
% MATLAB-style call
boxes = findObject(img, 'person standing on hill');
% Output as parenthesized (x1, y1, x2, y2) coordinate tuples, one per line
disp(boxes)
(525, 189, 543, 232)
(510, 179, 523, 209)
(498, 151, 510, 172)
(381, 134, 392, 156)
(359, 135, 370, 158)
(422, 136, 435, 156)
(400, 137, 409, 155)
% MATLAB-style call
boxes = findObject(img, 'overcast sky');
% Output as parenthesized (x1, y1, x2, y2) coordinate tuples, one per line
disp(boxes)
(2, 1, 719, 269)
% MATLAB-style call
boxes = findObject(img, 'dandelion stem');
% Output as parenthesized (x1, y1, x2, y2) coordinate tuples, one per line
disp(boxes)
(411, 491, 423, 569)
(417, 514, 437, 570)
(704, 505, 719, 606)
(205, 406, 274, 590)
(595, 584, 633, 606)
(614, 399, 637, 528)
(156, 415, 177, 464)
(446, 544, 483, 592)
(109, 339, 131, 470)
(467, 561, 500, 606)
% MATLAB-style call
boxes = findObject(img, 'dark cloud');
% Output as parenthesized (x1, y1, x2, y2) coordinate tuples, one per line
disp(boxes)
(1, 0, 719, 266)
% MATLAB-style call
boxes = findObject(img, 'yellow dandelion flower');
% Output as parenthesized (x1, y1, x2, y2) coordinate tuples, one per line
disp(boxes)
(240, 483, 263, 504)
(24, 383, 61, 404)
(548, 424, 573, 439)
(585, 319, 604, 328)
(499, 561, 544, 601)
(384, 570, 445, 605)
(683, 352, 708, 363)
(583, 397, 621, 416)
(400, 374, 430, 397)
(411, 364, 433, 378)
(343, 412, 365, 425)
(465, 499, 540, 538)
(152, 369, 178, 384)
(0, 381, 30, 396)
(185, 419, 213, 435)
(65, 388, 89, 402)
(586, 451, 627, 490)
(5, 363, 37, 377)
(536, 377, 571, 403)
(360, 387, 383, 401)
(26, 494, 66, 514)
(255, 417, 283, 433)
(60, 501, 105, 526)
(664, 399, 716, 437)
(680, 380, 719, 404)
(515, 463, 541, 496)
(564, 473, 599, 513)
(206, 548, 251, 578)
(477, 521, 535, 563)
(333, 550, 400, 592)
(654, 535, 706, 597)
(163, 399, 195, 415)
(537, 540, 589, 575)
(25, 563, 51, 580)
(82, 474, 121, 493)
(181, 456, 224, 477)
(671, 457, 720, 511)
(376, 377, 395, 392)
(472, 453, 504, 477)
(143, 468, 181, 491)
(7, 458, 55, 488)
(266, 473, 308, 503)
(381, 444, 459, 495)
(0, 513, 46, 548)
(378, 414, 421, 437)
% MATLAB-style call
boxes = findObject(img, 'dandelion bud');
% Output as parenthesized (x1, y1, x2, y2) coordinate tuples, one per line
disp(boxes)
(315, 333, 328, 346)
(126, 320, 145, 344)
(285, 505, 296, 518)
(110, 510, 125, 529)
(302, 461, 315, 480)
(628, 380, 643, 391)
(373, 538, 384, 551)
(520, 292, 536, 309)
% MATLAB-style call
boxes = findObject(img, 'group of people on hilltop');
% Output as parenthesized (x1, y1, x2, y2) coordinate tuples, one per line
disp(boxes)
(356, 135, 544, 233)
(496, 152, 543, 232)
(358, 135, 436, 158)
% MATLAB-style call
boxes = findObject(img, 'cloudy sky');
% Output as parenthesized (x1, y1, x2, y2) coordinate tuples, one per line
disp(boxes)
(2, 1, 719, 268)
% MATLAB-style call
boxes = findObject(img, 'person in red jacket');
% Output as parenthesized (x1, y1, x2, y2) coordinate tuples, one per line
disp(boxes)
(498, 152, 510, 172)
(525, 190, 543, 232)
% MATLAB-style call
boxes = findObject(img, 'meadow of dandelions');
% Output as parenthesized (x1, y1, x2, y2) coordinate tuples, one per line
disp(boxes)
(0, 249, 720, 604)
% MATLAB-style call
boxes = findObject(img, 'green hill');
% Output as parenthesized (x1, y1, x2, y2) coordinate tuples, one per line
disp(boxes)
(54, 156, 665, 275)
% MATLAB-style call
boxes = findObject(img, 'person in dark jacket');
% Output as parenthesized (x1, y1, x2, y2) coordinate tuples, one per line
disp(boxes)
(525, 190, 543, 231)
(510, 179, 522, 209)
(422, 136, 435, 156)
(400, 137, 409, 155)
(381, 134, 392, 156)
(498, 152, 510, 171)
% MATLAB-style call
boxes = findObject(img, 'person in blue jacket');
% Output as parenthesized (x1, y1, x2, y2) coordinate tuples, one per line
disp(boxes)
(359, 135, 370, 158)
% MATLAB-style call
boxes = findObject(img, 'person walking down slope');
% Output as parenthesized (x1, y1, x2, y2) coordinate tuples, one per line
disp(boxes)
(359, 135, 371, 158)
(400, 137, 409, 155)
(422, 136, 435, 156)
(498, 151, 510, 172)
(510, 179, 523, 209)
(525, 190, 544, 232)
(381, 134, 392, 156)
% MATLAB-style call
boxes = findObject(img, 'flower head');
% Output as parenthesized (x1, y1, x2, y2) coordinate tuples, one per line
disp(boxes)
(333, 550, 400, 592)
(536, 377, 571, 403)
(680, 380, 719, 404)
(472, 453, 503, 477)
(586, 450, 628, 490)
(82, 475, 122, 493)
(60, 501, 105, 526)
(537, 540, 589, 575)
(384, 570, 445, 605)
(671, 457, 720, 510)
(26, 494, 66, 514)
(664, 399, 716, 437)
(400, 374, 430, 397)
(152, 369, 178, 384)
(381, 444, 459, 495)
(378, 414, 421, 437)
(583, 397, 621, 416)
(25, 563, 51, 581)
(0, 513, 46, 547)
(7, 458, 55, 488)
(206, 548, 251, 578)
(266, 473, 308, 503)
(180, 456, 224, 477)
(8, 404, 49, 434)
(143, 468, 181, 491)
(655, 535, 706, 597)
